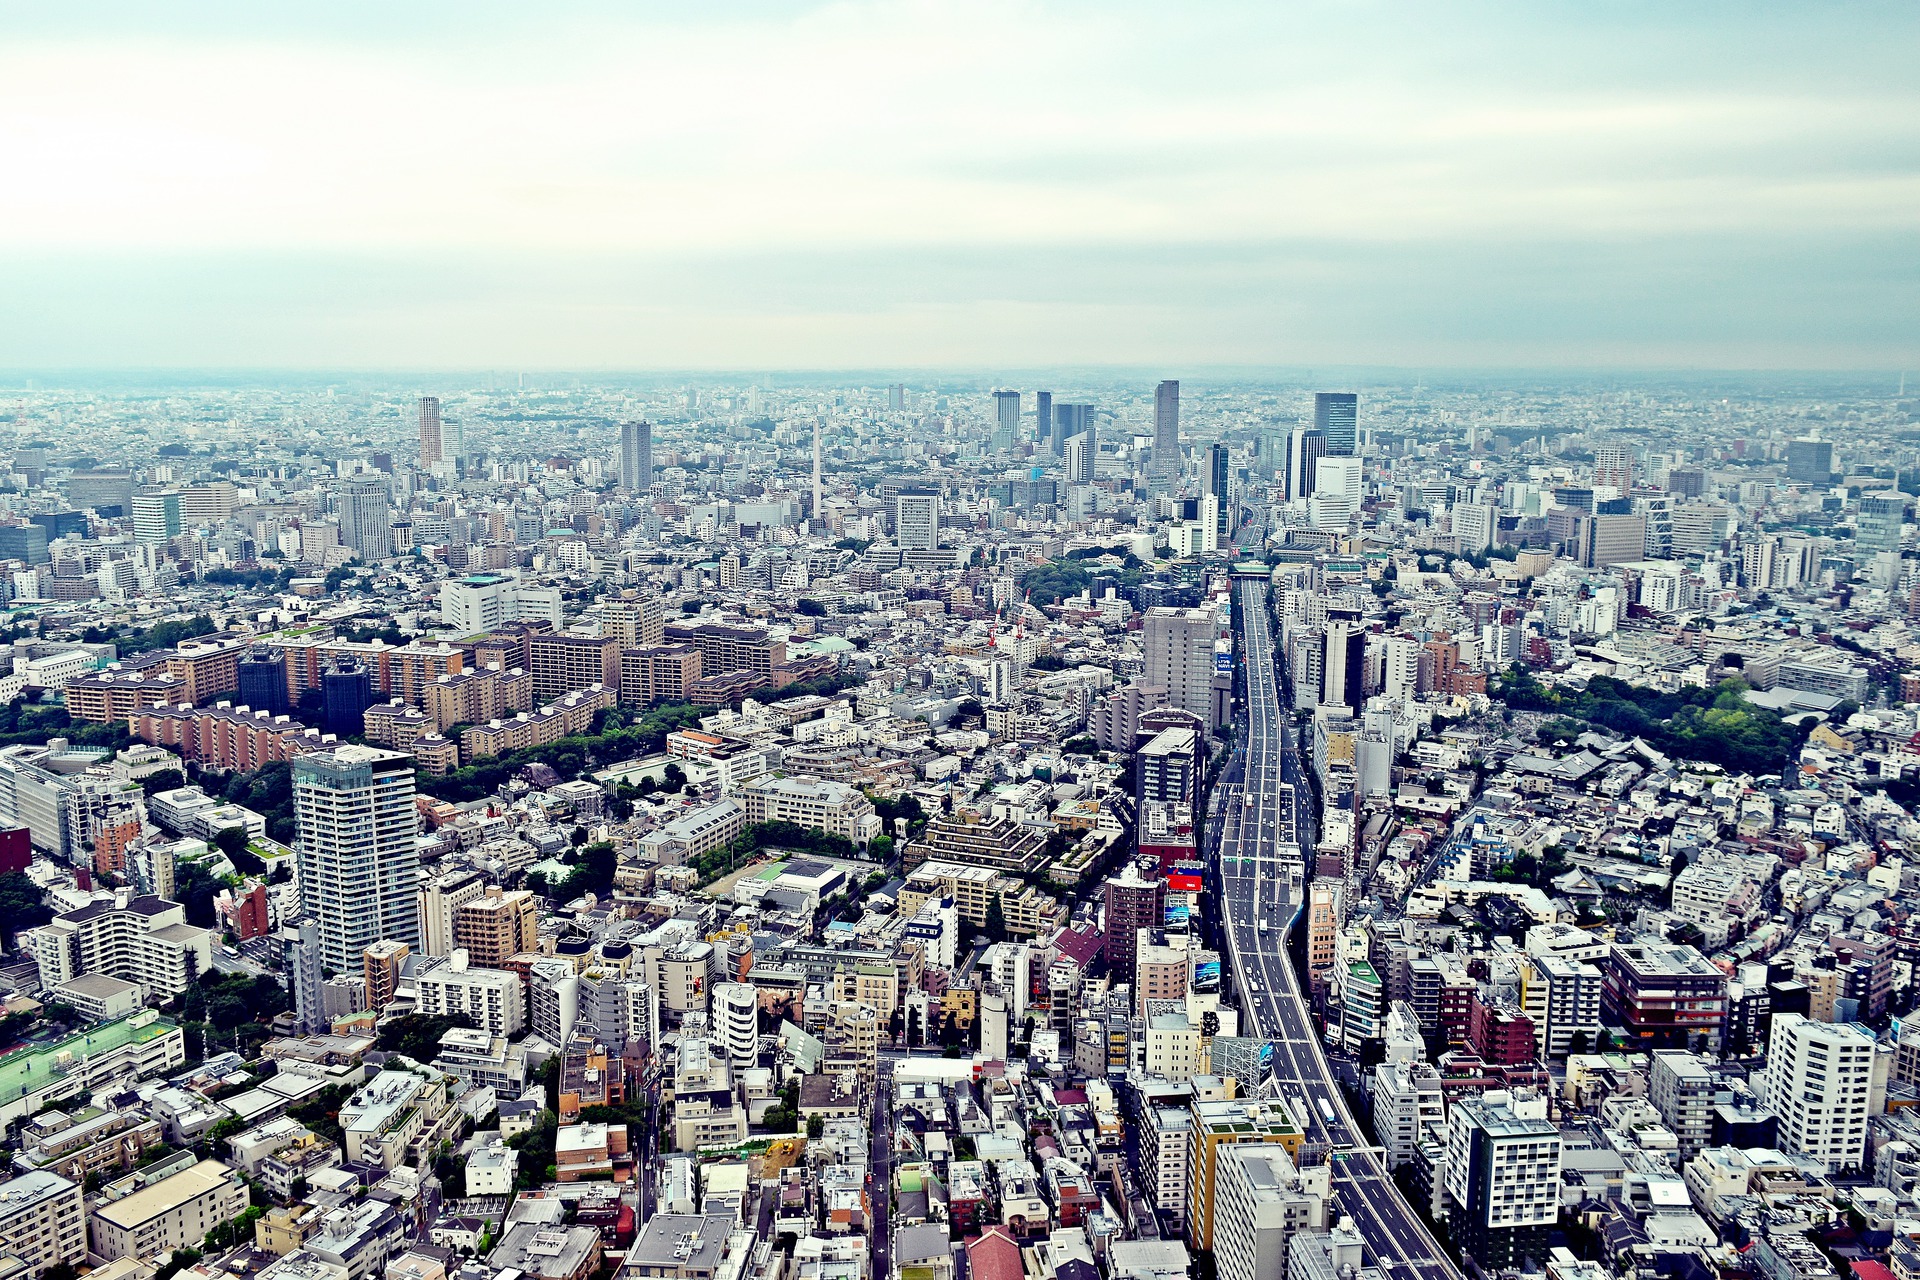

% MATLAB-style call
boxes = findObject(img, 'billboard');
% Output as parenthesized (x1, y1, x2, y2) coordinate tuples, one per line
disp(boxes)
(1164, 901, 1191, 928)
(1192, 958, 1221, 990)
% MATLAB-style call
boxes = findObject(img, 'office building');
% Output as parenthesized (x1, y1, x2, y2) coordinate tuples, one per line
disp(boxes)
(293, 746, 421, 972)
(1576, 511, 1648, 569)
(1141, 607, 1221, 729)
(1372, 1059, 1444, 1169)
(418, 396, 442, 466)
(131, 489, 184, 545)
(1035, 390, 1052, 445)
(1311, 457, 1362, 533)
(1787, 437, 1833, 485)
(992, 390, 1020, 451)
(67, 469, 135, 516)
(88, 1158, 250, 1262)
(1055, 402, 1094, 455)
(620, 421, 654, 492)
(1065, 430, 1096, 484)
(1314, 392, 1358, 456)
(322, 662, 374, 737)
(337, 477, 392, 561)
(439, 572, 565, 631)
(895, 490, 940, 551)
(1762, 1014, 1877, 1173)
(1593, 446, 1635, 493)
(1206, 443, 1232, 542)
(1287, 429, 1327, 502)
(1858, 492, 1908, 556)
(1443, 1091, 1560, 1270)
(1152, 380, 1180, 482)
(1454, 503, 1497, 555)
(0, 1171, 86, 1274)
(1602, 941, 1727, 1050)
(0, 524, 48, 565)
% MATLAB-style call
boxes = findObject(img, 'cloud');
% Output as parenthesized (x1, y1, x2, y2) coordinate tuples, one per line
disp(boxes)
(0, 1, 1913, 366)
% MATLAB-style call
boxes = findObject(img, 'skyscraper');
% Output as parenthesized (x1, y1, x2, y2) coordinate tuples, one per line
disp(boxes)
(1065, 430, 1096, 484)
(889, 383, 905, 411)
(1315, 392, 1358, 457)
(1287, 429, 1326, 502)
(1857, 492, 1907, 555)
(619, 421, 654, 492)
(338, 477, 392, 561)
(1593, 446, 1635, 493)
(1054, 403, 1093, 456)
(1141, 606, 1220, 728)
(293, 745, 421, 972)
(1311, 456, 1362, 532)
(1205, 443, 1232, 543)
(418, 396, 442, 466)
(992, 390, 1021, 451)
(322, 662, 374, 737)
(285, 918, 326, 1034)
(1153, 380, 1181, 481)
(1035, 391, 1053, 445)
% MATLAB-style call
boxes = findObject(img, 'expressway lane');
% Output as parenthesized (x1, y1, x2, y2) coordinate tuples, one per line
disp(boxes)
(1217, 578, 1460, 1280)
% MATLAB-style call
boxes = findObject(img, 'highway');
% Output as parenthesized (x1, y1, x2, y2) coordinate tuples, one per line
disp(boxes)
(1216, 577, 1460, 1280)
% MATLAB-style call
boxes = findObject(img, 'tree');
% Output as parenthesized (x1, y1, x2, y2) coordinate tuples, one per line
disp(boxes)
(0, 872, 51, 948)
(983, 893, 1007, 945)
(807, 1113, 825, 1139)
(1567, 1031, 1591, 1057)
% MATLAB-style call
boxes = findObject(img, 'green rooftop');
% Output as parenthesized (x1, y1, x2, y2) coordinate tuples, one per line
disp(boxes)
(0, 1014, 177, 1104)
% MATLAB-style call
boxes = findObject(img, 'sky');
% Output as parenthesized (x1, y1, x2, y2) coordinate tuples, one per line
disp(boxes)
(0, 1, 1915, 372)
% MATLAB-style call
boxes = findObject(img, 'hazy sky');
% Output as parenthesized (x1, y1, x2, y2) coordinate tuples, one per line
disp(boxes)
(1, 1, 1914, 371)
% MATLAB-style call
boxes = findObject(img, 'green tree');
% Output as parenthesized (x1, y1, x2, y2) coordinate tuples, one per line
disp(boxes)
(984, 893, 1007, 945)
(0, 873, 51, 947)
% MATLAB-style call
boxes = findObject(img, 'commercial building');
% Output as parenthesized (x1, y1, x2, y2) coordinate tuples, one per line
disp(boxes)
(88, 1158, 250, 1262)
(1141, 607, 1223, 730)
(439, 574, 565, 631)
(1602, 941, 1728, 1050)
(292, 746, 421, 972)
(1314, 392, 1357, 456)
(619, 421, 653, 492)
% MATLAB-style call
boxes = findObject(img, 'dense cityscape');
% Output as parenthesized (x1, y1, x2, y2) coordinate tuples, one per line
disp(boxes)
(0, 370, 1909, 1280)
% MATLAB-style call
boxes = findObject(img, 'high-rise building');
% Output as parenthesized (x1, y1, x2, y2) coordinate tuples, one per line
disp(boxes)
(418, 868, 487, 957)
(237, 649, 289, 717)
(452, 887, 539, 969)
(1310, 457, 1362, 533)
(322, 663, 373, 737)
(889, 383, 905, 411)
(1212, 1144, 1327, 1280)
(1141, 607, 1220, 729)
(1287, 429, 1326, 502)
(1206, 443, 1232, 543)
(1762, 1014, 1877, 1173)
(1054, 402, 1094, 455)
(293, 745, 421, 972)
(1103, 863, 1166, 985)
(131, 489, 183, 545)
(1152, 380, 1181, 481)
(1593, 445, 1635, 493)
(286, 918, 326, 1034)
(419, 396, 442, 466)
(992, 390, 1021, 451)
(338, 477, 392, 561)
(895, 490, 940, 551)
(712, 982, 758, 1074)
(1787, 437, 1834, 485)
(364, 938, 410, 1011)
(620, 421, 654, 492)
(1454, 503, 1497, 554)
(1648, 1050, 1715, 1161)
(1035, 391, 1053, 445)
(1857, 492, 1908, 556)
(1065, 430, 1096, 484)
(1443, 1091, 1561, 1270)
(1314, 392, 1358, 456)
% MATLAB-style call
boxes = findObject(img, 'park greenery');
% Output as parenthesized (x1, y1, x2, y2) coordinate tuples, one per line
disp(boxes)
(1498, 668, 1807, 774)
(416, 701, 706, 803)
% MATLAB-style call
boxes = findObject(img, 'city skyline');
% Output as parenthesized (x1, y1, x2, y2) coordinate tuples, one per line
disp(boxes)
(0, 1, 1912, 370)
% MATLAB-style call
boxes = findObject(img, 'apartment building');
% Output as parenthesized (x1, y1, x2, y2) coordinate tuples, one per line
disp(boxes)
(460, 684, 615, 763)
(451, 888, 539, 969)
(1443, 1091, 1562, 1270)
(30, 893, 215, 1003)
(1763, 1014, 1878, 1173)
(128, 702, 321, 771)
(903, 809, 1050, 876)
(414, 950, 526, 1037)
(619, 644, 702, 707)
(340, 1070, 456, 1172)
(0, 1170, 86, 1273)
(662, 622, 787, 679)
(897, 860, 1067, 938)
(528, 633, 621, 702)
(89, 1158, 249, 1262)
(63, 669, 188, 724)
(1213, 1144, 1328, 1280)
(422, 665, 534, 731)
(1186, 1099, 1305, 1252)
(161, 635, 254, 703)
